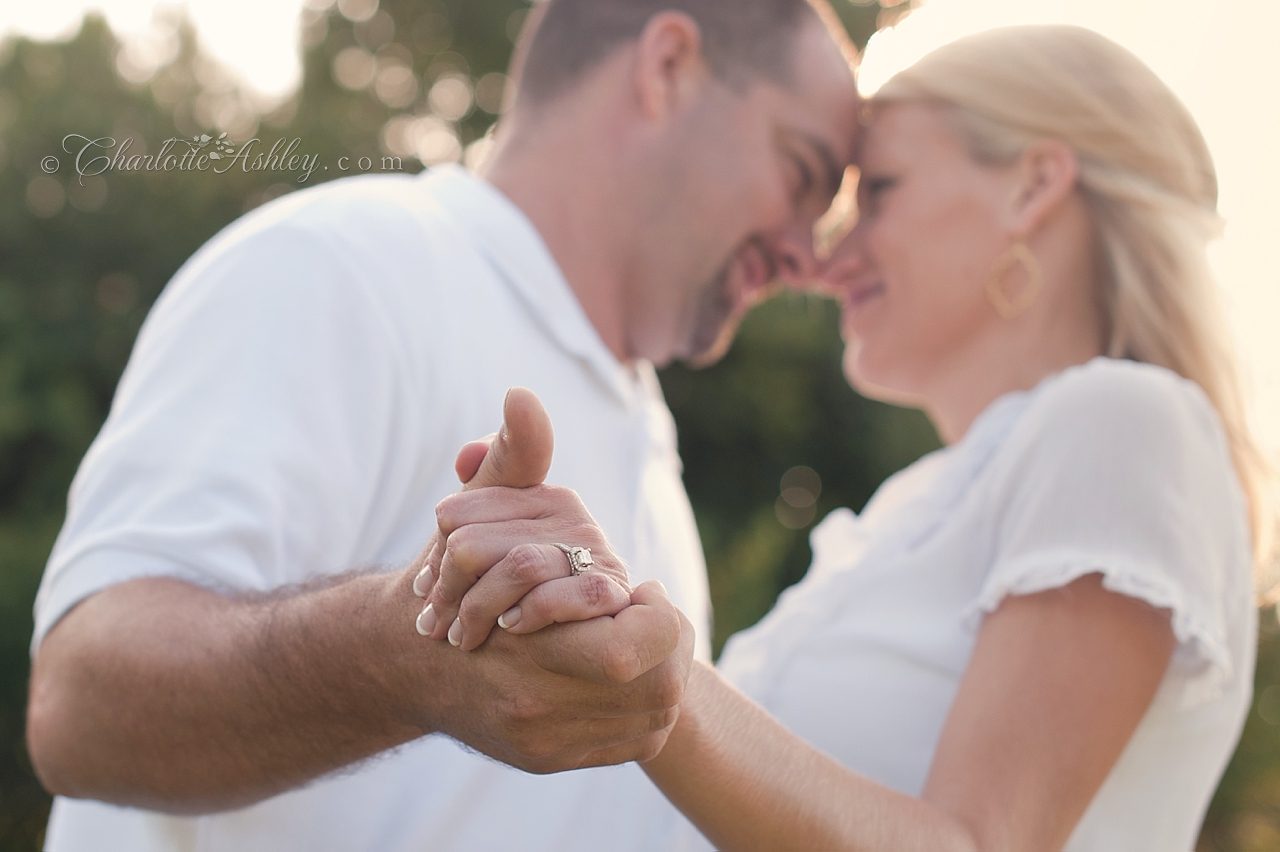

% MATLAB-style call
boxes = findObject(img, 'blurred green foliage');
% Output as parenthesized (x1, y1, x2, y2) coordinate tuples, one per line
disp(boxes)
(662, 295, 940, 652)
(0, 2, 1276, 851)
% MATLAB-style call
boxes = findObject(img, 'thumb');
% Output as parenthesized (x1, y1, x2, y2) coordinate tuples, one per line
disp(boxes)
(460, 387, 554, 491)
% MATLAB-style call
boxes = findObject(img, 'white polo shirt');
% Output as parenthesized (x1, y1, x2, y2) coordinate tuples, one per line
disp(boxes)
(34, 165, 710, 852)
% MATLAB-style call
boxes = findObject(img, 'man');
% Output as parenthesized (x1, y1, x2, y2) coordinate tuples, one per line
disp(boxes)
(26, 0, 860, 848)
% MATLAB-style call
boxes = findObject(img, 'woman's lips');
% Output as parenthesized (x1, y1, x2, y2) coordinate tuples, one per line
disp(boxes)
(843, 280, 885, 314)
(838, 279, 885, 341)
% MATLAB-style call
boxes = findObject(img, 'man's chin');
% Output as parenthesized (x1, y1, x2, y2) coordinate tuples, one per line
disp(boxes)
(676, 252, 776, 369)
(679, 314, 744, 369)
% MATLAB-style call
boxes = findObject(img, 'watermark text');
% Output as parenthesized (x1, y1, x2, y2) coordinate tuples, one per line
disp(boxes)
(46, 134, 401, 184)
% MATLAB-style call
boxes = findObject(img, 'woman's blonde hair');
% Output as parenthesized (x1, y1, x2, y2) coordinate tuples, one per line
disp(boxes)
(873, 25, 1276, 575)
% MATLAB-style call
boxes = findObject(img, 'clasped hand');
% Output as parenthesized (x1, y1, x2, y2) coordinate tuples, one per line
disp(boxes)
(419, 483, 640, 653)
(406, 388, 693, 768)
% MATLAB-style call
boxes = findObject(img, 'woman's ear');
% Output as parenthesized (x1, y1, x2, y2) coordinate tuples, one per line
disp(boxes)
(633, 11, 710, 122)
(1002, 139, 1079, 237)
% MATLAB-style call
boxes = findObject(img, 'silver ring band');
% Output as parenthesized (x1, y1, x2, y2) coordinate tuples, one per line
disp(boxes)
(551, 543, 594, 576)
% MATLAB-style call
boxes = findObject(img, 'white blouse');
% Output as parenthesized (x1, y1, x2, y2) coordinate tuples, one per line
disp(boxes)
(661, 357, 1257, 851)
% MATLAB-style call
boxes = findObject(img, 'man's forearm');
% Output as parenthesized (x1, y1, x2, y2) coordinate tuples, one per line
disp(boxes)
(27, 570, 431, 814)
(28, 564, 690, 814)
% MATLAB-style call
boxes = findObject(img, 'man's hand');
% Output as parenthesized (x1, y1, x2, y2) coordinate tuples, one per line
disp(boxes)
(435, 580, 694, 773)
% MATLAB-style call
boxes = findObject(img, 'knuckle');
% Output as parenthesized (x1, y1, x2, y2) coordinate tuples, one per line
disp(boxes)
(601, 639, 644, 685)
(497, 691, 549, 729)
(528, 483, 557, 500)
(456, 596, 484, 628)
(506, 544, 545, 583)
(543, 484, 573, 502)
(442, 533, 478, 577)
(596, 556, 630, 589)
(434, 495, 460, 534)
(567, 495, 595, 523)
(579, 572, 611, 608)
(442, 532, 463, 565)
(546, 485, 584, 515)
(654, 603, 682, 648)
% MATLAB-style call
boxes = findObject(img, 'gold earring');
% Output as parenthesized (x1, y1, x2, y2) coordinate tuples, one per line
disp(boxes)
(985, 242, 1042, 320)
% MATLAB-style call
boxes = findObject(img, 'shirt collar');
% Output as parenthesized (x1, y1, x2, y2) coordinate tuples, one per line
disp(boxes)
(422, 165, 642, 407)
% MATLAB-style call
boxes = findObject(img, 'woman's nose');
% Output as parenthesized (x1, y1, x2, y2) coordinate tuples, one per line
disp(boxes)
(815, 230, 866, 295)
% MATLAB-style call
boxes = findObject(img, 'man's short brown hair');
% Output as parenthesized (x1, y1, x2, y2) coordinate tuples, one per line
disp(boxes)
(516, 0, 826, 104)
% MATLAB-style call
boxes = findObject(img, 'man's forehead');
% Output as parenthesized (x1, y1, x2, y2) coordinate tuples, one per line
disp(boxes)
(771, 19, 861, 164)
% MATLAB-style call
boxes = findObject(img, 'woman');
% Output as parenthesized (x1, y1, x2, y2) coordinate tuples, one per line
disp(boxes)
(417, 25, 1269, 850)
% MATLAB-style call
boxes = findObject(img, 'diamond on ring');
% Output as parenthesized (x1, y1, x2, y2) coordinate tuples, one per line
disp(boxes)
(552, 543, 594, 576)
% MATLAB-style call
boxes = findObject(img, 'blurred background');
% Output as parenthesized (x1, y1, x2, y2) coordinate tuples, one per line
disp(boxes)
(0, 0, 1276, 849)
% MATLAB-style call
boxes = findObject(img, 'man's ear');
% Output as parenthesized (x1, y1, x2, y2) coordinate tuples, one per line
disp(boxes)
(1003, 139, 1079, 238)
(632, 11, 710, 122)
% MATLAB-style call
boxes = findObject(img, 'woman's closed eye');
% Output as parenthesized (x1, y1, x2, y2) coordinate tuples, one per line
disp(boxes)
(858, 175, 897, 215)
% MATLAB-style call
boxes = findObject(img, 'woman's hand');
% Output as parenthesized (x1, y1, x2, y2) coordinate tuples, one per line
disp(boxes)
(419, 484, 635, 650)
(408, 386, 634, 650)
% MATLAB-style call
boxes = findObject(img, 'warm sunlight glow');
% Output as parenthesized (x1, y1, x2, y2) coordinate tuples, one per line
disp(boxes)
(5, 0, 1277, 460)
(2, 0, 306, 97)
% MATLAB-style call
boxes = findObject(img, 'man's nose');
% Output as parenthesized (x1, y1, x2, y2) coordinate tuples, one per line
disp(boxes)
(768, 226, 819, 291)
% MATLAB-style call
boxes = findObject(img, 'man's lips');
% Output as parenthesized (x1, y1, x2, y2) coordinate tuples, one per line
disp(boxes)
(729, 242, 775, 308)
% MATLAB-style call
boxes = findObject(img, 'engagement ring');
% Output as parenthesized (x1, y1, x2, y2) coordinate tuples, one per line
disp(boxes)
(551, 543, 594, 576)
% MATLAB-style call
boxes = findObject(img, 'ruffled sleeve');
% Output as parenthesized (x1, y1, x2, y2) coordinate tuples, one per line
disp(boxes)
(962, 360, 1252, 708)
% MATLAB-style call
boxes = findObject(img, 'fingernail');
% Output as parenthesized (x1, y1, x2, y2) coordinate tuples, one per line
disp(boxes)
(416, 604, 437, 637)
(497, 606, 521, 630)
(447, 618, 463, 647)
(413, 566, 434, 597)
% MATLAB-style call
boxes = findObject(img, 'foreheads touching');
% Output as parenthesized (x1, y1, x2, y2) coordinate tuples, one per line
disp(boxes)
(491, 0, 860, 368)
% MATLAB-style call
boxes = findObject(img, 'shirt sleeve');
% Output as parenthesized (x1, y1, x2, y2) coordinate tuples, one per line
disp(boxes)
(32, 217, 413, 653)
(963, 361, 1252, 707)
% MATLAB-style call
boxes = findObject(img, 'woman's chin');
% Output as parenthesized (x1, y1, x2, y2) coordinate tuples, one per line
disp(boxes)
(841, 340, 887, 397)
(841, 341, 923, 408)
